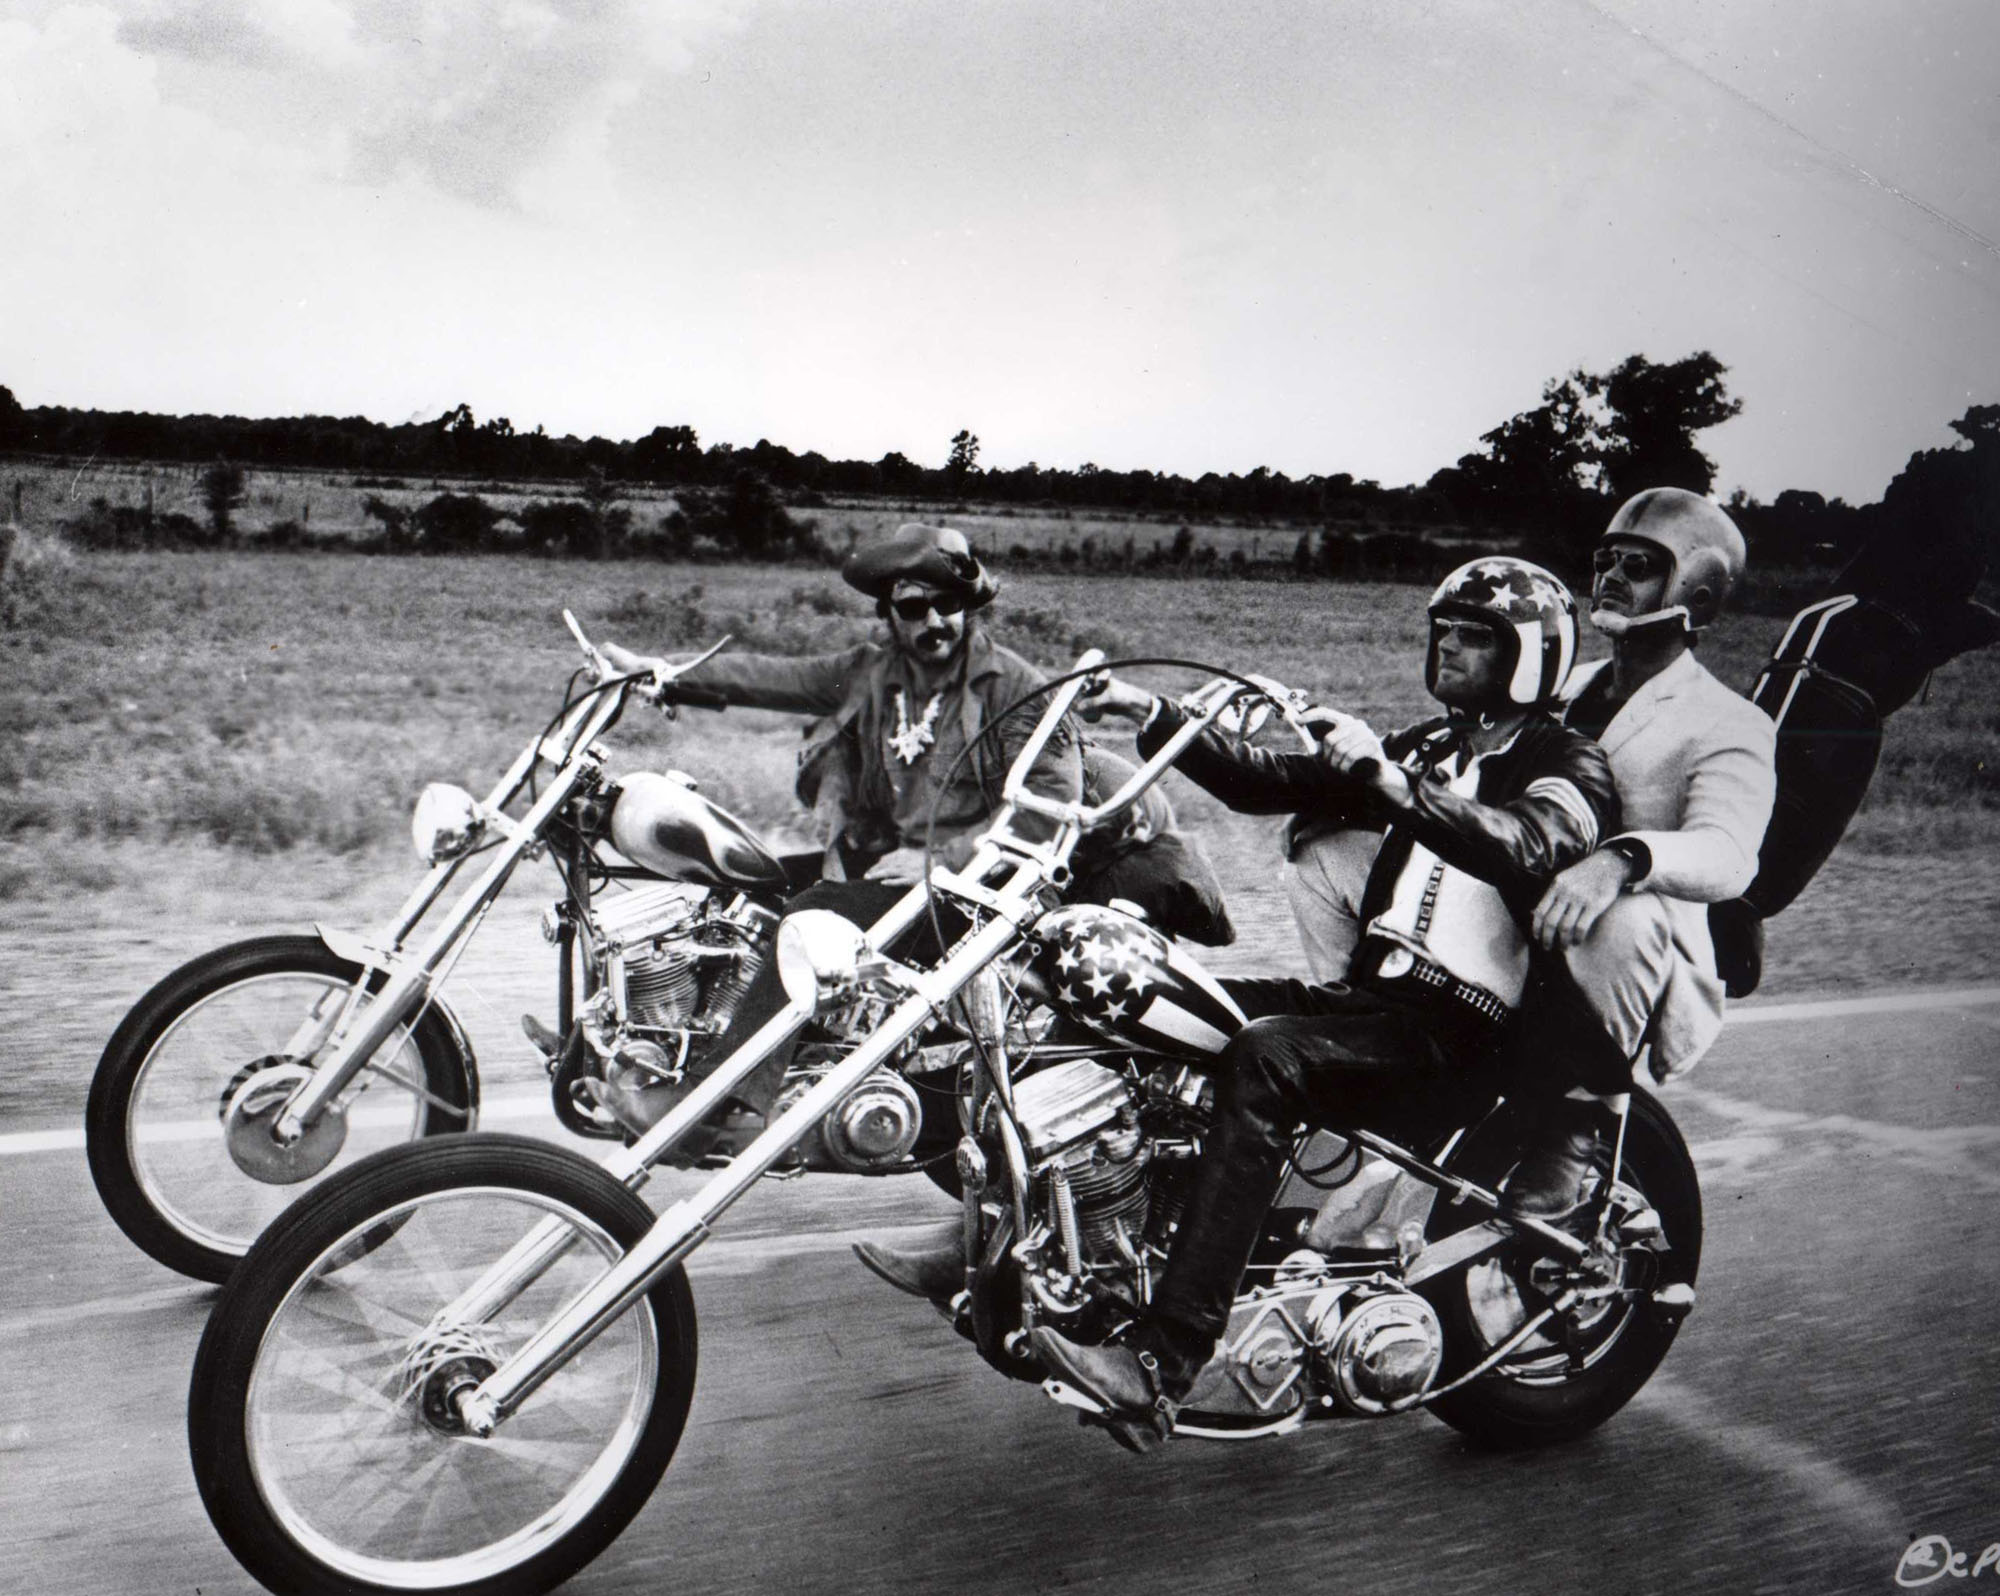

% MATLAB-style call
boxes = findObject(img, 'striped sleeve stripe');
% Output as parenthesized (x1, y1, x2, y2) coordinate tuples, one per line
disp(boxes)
(1524, 776, 1600, 848)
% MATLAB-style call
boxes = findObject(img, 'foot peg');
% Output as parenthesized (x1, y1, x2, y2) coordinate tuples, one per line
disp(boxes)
(1650, 1282, 1696, 1322)
(521, 1013, 563, 1060)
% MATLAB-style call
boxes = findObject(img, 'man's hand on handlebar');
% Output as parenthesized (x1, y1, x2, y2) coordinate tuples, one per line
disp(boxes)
(599, 641, 669, 685)
(1314, 709, 1413, 808)
(1078, 672, 1158, 724)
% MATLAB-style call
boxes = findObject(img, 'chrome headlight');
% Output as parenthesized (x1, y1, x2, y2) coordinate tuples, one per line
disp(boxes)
(775, 910, 873, 1010)
(411, 783, 484, 865)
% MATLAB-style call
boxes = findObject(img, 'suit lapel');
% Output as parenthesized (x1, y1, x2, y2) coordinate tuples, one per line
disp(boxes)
(1597, 651, 1697, 756)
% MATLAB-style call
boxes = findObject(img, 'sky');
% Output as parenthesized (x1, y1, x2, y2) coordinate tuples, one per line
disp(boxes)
(2, 0, 1996, 504)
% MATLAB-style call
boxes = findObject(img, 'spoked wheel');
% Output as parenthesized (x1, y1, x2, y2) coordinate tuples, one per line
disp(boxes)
(1421, 1087, 1702, 1448)
(189, 1134, 697, 1596)
(86, 935, 478, 1283)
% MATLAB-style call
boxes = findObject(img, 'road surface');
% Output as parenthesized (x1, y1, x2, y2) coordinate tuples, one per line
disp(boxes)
(3, 987, 1997, 1596)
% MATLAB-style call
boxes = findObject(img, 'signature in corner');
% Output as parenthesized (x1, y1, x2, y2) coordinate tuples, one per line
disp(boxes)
(1898, 1535, 2000, 1587)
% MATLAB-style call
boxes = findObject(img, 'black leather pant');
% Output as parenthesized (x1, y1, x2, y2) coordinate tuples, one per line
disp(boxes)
(1134, 976, 1497, 1394)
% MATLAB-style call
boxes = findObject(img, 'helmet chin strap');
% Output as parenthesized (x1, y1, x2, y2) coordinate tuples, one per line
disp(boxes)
(1590, 604, 1691, 638)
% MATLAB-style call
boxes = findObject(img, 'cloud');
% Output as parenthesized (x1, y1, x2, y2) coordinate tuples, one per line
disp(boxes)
(85, 0, 747, 211)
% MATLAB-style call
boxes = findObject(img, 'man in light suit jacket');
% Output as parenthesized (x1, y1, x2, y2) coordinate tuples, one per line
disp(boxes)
(1507, 488, 1777, 1214)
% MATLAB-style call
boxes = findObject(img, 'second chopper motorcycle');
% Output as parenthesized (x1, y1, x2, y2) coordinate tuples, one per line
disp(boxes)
(85, 621, 972, 1283)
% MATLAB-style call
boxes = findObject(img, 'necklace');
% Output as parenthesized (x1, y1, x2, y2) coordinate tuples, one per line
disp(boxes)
(887, 688, 944, 764)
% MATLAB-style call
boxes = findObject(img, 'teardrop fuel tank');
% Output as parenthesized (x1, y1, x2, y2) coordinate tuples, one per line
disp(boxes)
(1029, 902, 1247, 1059)
(607, 771, 791, 890)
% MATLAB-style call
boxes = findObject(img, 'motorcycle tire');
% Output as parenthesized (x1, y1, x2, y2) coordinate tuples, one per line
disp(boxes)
(189, 1134, 698, 1596)
(86, 934, 478, 1283)
(1421, 1087, 1702, 1449)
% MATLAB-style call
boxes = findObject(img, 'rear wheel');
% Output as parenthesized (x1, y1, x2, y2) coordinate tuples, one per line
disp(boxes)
(86, 935, 477, 1282)
(1422, 1088, 1701, 1448)
(188, 1134, 697, 1596)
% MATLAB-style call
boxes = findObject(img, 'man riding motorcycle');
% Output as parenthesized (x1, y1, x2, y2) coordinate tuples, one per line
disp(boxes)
(599, 522, 1226, 1130)
(1502, 488, 1778, 1213)
(861, 556, 1620, 1449)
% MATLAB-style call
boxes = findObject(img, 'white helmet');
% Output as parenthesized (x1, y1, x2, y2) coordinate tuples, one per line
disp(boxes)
(1425, 556, 1581, 708)
(1593, 488, 1746, 636)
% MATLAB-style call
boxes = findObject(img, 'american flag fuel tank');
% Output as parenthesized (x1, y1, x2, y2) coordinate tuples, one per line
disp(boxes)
(1028, 904, 1247, 1059)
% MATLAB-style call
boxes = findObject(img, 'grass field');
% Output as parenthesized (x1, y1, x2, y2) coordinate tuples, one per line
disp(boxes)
(1, 537, 1995, 1107)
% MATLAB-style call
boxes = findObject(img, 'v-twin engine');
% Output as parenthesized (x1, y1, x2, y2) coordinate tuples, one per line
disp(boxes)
(573, 883, 775, 1142)
(594, 881, 771, 1037)
(581, 883, 929, 1174)
(1006, 1057, 1444, 1423)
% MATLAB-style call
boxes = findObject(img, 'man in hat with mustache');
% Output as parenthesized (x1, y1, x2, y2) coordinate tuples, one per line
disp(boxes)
(601, 522, 1228, 1127)
(611, 521, 1074, 882)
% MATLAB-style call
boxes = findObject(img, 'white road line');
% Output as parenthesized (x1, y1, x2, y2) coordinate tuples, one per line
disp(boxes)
(0, 1095, 554, 1158)
(1631, 1374, 1908, 1551)
(1729, 984, 2000, 1024)
(6, 983, 1997, 1162)
(1676, 1086, 2000, 1193)
(0, 1224, 884, 1335)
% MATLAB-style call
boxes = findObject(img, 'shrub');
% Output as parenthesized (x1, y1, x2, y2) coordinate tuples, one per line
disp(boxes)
(413, 493, 501, 553)
(202, 460, 246, 540)
(520, 499, 602, 557)
(361, 493, 415, 552)
(671, 471, 808, 559)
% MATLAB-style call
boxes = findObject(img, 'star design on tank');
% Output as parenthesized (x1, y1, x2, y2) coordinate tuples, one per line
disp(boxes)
(1039, 912, 1181, 1034)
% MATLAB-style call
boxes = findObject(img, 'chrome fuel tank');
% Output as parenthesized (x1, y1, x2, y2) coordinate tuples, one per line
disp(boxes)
(606, 771, 790, 890)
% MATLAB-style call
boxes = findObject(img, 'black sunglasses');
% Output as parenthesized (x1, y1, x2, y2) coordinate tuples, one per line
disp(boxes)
(1593, 546, 1663, 581)
(1429, 617, 1498, 646)
(890, 592, 968, 621)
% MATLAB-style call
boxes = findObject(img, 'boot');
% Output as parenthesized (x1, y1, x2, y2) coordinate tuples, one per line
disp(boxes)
(1503, 1096, 1618, 1220)
(521, 1013, 563, 1059)
(1032, 1328, 1180, 1454)
(852, 1219, 965, 1301)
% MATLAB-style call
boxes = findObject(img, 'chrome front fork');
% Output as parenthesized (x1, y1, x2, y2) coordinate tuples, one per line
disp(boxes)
(451, 910, 1025, 1437)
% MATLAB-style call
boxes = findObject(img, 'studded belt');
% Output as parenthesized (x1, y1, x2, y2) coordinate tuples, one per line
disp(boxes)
(1353, 939, 1513, 1031)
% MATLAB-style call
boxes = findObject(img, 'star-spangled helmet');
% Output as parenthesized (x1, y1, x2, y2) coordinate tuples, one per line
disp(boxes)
(1425, 556, 1580, 708)
(1028, 904, 1245, 1060)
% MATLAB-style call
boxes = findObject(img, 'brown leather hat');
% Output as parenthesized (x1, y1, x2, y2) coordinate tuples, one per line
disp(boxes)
(841, 523, 998, 609)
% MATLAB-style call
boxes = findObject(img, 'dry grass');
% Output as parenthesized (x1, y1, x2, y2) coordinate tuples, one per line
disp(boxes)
(4, 545, 1993, 860)
(0, 542, 1995, 1117)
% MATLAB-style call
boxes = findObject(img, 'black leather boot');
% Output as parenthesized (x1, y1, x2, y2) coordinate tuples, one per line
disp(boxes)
(1504, 1096, 1618, 1220)
(852, 1220, 965, 1301)
(1032, 1328, 1182, 1454)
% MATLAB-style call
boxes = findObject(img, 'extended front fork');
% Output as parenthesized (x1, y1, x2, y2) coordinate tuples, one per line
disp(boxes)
(444, 893, 1032, 1437)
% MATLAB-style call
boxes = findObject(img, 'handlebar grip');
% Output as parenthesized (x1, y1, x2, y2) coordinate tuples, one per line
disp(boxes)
(662, 684, 728, 710)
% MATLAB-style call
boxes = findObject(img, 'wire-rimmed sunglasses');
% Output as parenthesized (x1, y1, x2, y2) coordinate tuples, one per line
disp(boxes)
(1592, 546, 1664, 581)
(889, 591, 969, 621)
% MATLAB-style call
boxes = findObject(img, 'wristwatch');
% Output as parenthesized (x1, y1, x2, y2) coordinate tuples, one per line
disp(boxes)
(1605, 835, 1652, 885)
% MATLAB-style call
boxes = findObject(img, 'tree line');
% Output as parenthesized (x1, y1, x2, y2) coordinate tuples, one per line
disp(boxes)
(3, 360, 1995, 583)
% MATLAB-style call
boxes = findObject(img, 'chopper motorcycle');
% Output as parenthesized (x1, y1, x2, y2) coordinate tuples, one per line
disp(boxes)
(186, 643, 1702, 1596)
(85, 619, 973, 1285)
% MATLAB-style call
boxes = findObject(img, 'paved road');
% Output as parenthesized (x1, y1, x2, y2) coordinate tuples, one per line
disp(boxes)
(4, 990, 1998, 1596)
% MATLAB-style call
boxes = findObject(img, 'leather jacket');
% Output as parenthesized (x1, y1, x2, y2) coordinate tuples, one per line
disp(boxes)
(1136, 703, 1619, 922)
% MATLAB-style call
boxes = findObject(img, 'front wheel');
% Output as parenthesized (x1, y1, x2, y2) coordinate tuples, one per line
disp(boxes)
(189, 1134, 698, 1596)
(85, 935, 478, 1282)
(1421, 1087, 1702, 1448)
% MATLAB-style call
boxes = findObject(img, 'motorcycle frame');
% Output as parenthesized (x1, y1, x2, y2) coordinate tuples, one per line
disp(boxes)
(443, 652, 1588, 1438)
(268, 677, 639, 1146)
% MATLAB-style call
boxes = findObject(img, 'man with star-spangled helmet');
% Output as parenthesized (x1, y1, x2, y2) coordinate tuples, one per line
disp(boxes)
(861, 556, 1620, 1451)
